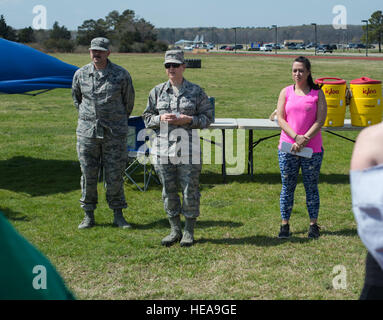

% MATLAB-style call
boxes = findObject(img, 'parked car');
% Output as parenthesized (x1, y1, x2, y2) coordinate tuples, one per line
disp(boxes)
(287, 44, 298, 50)
(220, 45, 228, 50)
(272, 44, 281, 50)
(347, 43, 357, 49)
(329, 44, 338, 50)
(347, 43, 365, 49)
(295, 44, 306, 50)
(233, 44, 243, 50)
(225, 46, 234, 51)
(305, 42, 316, 49)
(316, 44, 333, 53)
(260, 44, 273, 51)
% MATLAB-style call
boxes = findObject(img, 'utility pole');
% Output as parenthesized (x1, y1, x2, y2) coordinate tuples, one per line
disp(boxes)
(233, 27, 237, 53)
(272, 25, 278, 54)
(362, 20, 369, 57)
(311, 23, 317, 55)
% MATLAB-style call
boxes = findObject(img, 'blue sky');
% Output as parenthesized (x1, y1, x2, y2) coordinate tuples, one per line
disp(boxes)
(0, 0, 381, 30)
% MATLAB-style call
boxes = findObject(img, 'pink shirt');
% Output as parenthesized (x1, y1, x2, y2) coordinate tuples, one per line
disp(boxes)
(278, 85, 323, 153)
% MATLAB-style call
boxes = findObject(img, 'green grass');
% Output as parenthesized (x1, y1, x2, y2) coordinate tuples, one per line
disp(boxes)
(1, 52, 381, 300)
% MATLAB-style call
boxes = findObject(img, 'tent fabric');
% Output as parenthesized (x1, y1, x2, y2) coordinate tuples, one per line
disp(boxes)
(0, 38, 78, 94)
(0, 211, 75, 299)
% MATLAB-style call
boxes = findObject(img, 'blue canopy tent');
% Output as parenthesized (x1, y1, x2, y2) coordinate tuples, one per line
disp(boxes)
(0, 38, 78, 95)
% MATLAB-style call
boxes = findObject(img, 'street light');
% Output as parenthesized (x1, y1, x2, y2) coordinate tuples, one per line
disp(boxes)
(272, 25, 278, 54)
(311, 23, 317, 55)
(362, 19, 369, 57)
(172, 28, 176, 46)
(232, 27, 238, 53)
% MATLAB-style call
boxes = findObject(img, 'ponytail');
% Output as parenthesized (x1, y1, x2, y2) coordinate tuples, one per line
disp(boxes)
(294, 56, 321, 90)
(308, 74, 321, 90)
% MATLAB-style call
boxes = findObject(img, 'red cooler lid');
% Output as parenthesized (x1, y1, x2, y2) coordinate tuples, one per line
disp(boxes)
(315, 77, 346, 85)
(350, 77, 381, 84)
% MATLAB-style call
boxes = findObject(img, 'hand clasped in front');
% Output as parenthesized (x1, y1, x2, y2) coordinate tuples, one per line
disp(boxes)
(160, 113, 192, 126)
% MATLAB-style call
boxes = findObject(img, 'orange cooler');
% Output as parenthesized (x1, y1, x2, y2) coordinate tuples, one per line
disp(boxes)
(350, 77, 382, 127)
(315, 77, 347, 127)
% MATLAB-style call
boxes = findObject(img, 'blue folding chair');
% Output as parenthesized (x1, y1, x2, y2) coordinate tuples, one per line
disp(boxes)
(209, 96, 215, 122)
(124, 116, 160, 191)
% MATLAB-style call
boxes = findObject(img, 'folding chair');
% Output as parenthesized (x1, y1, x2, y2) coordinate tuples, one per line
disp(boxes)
(209, 96, 215, 122)
(124, 116, 160, 192)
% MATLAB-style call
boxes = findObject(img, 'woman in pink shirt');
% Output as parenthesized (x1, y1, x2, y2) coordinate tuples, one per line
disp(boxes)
(276, 56, 327, 239)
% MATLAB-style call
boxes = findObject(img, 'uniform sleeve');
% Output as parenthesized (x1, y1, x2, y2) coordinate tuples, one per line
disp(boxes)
(122, 71, 135, 118)
(71, 70, 82, 110)
(189, 88, 214, 129)
(351, 169, 383, 270)
(142, 87, 161, 129)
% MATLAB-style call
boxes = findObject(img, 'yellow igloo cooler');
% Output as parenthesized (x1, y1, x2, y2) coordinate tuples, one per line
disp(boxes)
(350, 77, 382, 127)
(315, 77, 347, 127)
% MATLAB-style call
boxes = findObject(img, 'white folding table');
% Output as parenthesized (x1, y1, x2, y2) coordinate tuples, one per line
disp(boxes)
(236, 118, 363, 177)
(206, 118, 238, 182)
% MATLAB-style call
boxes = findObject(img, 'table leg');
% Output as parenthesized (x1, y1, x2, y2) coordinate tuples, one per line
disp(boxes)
(248, 129, 254, 177)
(248, 131, 280, 178)
(222, 129, 226, 183)
(324, 130, 356, 143)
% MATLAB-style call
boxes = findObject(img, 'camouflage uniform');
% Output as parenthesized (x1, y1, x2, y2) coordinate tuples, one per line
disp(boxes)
(143, 78, 214, 218)
(72, 55, 135, 212)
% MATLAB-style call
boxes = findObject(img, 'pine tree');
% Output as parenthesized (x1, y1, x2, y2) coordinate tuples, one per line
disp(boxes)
(368, 10, 383, 53)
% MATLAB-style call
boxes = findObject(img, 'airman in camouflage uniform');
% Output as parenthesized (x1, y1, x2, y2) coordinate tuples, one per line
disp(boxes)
(72, 37, 135, 229)
(143, 50, 214, 246)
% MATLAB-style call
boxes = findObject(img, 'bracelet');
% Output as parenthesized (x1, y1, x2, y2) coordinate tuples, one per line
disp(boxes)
(294, 134, 298, 140)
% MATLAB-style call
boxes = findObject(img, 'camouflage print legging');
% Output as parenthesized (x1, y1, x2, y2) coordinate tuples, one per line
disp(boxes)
(153, 162, 202, 219)
(278, 149, 324, 221)
(77, 134, 128, 211)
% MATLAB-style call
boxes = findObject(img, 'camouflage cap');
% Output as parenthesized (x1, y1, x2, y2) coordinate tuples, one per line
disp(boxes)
(164, 50, 185, 65)
(89, 37, 110, 51)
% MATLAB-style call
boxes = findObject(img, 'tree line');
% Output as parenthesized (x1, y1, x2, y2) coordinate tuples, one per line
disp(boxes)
(0, 10, 382, 53)
(0, 10, 168, 53)
(159, 25, 364, 45)
(159, 11, 382, 52)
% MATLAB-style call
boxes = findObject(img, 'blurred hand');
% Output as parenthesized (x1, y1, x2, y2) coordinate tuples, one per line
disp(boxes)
(160, 113, 178, 122)
(291, 134, 310, 153)
(291, 142, 302, 153)
(165, 113, 193, 126)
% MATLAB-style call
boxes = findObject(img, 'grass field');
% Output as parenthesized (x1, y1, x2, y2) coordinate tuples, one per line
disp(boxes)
(0, 52, 382, 300)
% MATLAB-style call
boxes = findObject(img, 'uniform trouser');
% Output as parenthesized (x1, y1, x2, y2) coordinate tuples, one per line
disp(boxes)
(77, 134, 128, 211)
(278, 149, 324, 221)
(153, 161, 202, 219)
(360, 251, 383, 300)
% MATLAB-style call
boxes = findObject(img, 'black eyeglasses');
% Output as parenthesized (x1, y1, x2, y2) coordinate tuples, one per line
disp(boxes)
(165, 63, 181, 69)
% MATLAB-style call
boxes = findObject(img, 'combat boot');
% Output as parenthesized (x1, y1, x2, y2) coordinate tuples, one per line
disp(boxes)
(180, 218, 196, 247)
(161, 215, 182, 246)
(78, 211, 95, 229)
(113, 209, 132, 229)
